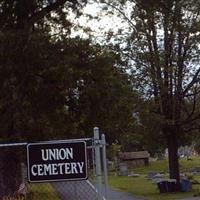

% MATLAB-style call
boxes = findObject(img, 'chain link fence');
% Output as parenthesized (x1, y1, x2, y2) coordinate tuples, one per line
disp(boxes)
(0, 138, 102, 200)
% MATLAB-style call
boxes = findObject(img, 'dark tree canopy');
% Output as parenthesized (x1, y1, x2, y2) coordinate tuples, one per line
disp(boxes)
(0, 0, 138, 195)
(0, 0, 86, 31)
(0, 0, 137, 143)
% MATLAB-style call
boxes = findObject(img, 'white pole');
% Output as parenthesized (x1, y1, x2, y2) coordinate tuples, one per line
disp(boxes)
(102, 134, 108, 199)
(94, 127, 102, 200)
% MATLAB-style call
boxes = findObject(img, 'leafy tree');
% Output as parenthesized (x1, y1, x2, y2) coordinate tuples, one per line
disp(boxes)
(0, 0, 138, 196)
(0, 30, 72, 197)
(0, 0, 87, 196)
(0, 32, 137, 195)
(0, 0, 86, 31)
(62, 38, 138, 143)
(0, 14, 137, 200)
(98, 0, 200, 187)
(0, 0, 89, 139)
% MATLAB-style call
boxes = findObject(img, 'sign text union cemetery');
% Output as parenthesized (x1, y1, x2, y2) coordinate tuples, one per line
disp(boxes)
(27, 141, 87, 182)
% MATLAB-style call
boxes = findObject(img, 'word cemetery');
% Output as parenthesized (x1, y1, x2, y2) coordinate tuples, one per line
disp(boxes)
(27, 141, 87, 182)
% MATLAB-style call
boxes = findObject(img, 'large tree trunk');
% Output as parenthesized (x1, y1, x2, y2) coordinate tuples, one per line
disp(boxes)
(167, 132, 181, 191)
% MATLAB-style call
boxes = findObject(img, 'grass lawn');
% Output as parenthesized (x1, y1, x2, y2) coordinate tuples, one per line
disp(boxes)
(109, 175, 200, 200)
(131, 157, 200, 174)
(108, 157, 200, 200)
(27, 183, 60, 200)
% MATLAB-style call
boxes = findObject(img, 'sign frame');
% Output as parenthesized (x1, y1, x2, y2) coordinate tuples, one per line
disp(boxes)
(27, 140, 87, 183)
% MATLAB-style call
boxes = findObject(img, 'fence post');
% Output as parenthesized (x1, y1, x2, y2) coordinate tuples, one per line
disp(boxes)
(102, 134, 108, 199)
(94, 127, 102, 200)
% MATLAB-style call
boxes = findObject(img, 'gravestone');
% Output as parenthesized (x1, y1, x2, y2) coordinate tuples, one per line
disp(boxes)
(118, 164, 128, 176)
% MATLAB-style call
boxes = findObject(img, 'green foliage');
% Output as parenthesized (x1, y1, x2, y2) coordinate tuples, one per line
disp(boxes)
(0, 0, 89, 143)
(28, 183, 59, 200)
(61, 38, 138, 142)
(0, 0, 139, 147)
(0, 27, 137, 144)
(0, 0, 87, 32)
(0, 32, 66, 141)
(107, 143, 121, 160)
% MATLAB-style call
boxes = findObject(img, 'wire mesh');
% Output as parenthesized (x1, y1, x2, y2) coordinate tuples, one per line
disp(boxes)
(0, 140, 99, 200)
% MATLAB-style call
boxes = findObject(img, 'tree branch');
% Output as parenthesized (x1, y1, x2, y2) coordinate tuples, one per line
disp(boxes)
(183, 125, 200, 133)
(184, 88, 197, 121)
(102, 1, 136, 31)
(28, 0, 71, 26)
(183, 67, 200, 96)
